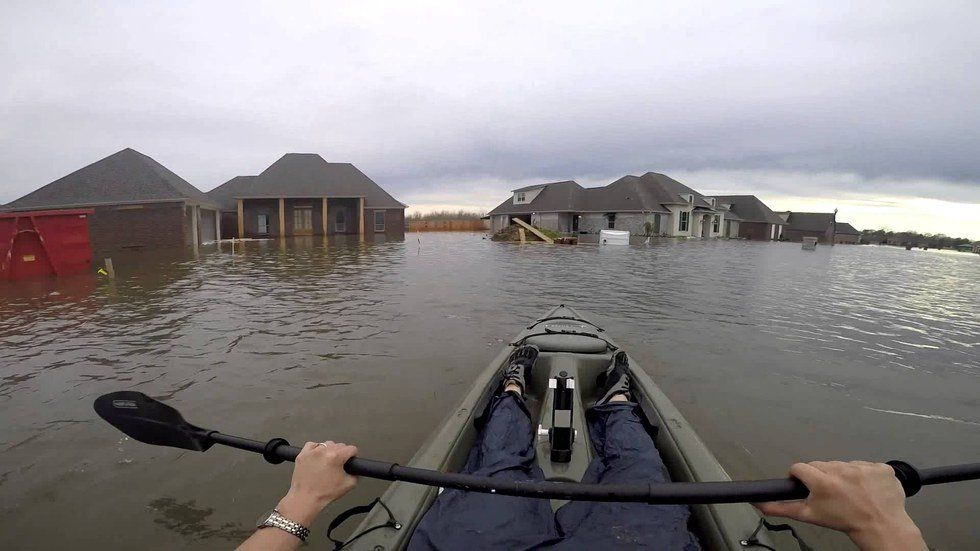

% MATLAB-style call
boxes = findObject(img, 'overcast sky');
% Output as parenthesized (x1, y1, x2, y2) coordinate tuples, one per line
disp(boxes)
(2, 1, 979, 238)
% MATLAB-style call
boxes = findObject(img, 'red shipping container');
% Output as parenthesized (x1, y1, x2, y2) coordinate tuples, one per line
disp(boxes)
(0, 209, 94, 281)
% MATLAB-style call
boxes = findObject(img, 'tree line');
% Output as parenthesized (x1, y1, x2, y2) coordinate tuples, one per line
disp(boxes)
(859, 229, 975, 249)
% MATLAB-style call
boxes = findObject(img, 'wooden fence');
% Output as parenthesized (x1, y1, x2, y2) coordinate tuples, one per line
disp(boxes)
(407, 219, 489, 232)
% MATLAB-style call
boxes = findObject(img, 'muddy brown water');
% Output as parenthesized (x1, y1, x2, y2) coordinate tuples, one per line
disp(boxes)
(1, 233, 978, 550)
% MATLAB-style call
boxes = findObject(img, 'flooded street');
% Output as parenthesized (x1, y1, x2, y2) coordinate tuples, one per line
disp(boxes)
(1, 233, 978, 550)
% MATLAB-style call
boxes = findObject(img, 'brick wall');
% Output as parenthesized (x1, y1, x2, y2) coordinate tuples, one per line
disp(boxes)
(739, 221, 772, 241)
(364, 208, 405, 237)
(89, 202, 187, 253)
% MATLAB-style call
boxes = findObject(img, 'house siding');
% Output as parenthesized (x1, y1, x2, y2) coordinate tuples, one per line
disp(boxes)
(87, 202, 187, 253)
(241, 199, 281, 238)
(835, 233, 859, 244)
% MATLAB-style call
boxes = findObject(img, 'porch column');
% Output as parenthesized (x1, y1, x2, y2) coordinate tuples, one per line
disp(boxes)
(237, 199, 244, 238)
(358, 197, 365, 237)
(191, 204, 200, 245)
(278, 198, 286, 237)
(215, 209, 221, 241)
(322, 197, 329, 236)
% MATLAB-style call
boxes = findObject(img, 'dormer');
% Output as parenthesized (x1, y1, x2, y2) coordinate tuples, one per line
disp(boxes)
(707, 197, 716, 208)
(512, 185, 545, 205)
(682, 193, 694, 204)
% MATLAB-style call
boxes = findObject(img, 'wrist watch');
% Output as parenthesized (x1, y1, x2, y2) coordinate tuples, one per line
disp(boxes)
(256, 509, 311, 542)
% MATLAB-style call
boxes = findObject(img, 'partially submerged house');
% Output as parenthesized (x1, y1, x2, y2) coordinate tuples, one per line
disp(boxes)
(488, 172, 729, 238)
(779, 212, 838, 244)
(1, 148, 220, 251)
(208, 154, 406, 239)
(834, 223, 861, 244)
(709, 195, 786, 241)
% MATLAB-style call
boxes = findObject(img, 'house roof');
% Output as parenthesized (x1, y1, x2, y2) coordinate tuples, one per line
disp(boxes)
(835, 222, 860, 235)
(487, 181, 585, 215)
(710, 195, 785, 225)
(207, 154, 406, 211)
(512, 183, 549, 192)
(1, 148, 218, 211)
(487, 172, 714, 216)
(784, 212, 836, 232)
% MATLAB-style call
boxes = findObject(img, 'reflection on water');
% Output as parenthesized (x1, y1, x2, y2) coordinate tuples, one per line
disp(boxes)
(1, 234, 977, 549)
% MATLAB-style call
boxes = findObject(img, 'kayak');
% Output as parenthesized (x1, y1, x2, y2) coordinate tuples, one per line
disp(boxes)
(343, 305, 774, 550)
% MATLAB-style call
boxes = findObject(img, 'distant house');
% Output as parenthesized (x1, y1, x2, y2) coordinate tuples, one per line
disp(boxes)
(709, 195, 786, 241)
(834, 223, 860, 244)
(778, 212, 838, 244)
(1, 148, 220, 251)
(208, 154, 406, 239)
(487, 172, 729, 238)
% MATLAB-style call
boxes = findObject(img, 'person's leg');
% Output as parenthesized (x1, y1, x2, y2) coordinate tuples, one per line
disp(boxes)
(409, 347, 557, 551)
(554, 354, 700, 550)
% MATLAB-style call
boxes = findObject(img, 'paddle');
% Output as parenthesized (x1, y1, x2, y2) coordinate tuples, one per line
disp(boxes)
(94, 390, 980, 504)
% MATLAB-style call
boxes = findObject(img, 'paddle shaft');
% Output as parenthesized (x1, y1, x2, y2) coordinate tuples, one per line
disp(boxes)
(206, 432, 980, 504)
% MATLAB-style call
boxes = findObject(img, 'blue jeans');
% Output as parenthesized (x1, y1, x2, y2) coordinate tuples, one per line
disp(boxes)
(408, 393, 700, 550)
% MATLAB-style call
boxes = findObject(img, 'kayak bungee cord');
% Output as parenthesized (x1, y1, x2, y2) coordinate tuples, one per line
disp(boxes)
(94, 391, 980, 505)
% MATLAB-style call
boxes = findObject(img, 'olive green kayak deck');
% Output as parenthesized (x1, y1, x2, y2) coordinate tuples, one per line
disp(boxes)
(344, 305, 773, 550)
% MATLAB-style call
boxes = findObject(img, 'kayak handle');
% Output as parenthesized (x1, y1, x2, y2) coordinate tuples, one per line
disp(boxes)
(208, 432, 976, 504)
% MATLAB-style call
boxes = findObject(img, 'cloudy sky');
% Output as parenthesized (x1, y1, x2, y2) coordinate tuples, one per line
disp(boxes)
(2, 1, 978, 238)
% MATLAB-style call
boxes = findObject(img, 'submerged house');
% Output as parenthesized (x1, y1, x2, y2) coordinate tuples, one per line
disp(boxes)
(778, 212, 838, 244)
(709, 195, 786, 241)
(834, 223, 861, 244)
(1, 148, 220, 251)
(488, 172, 731, 238)
(208, 154, 406, 239)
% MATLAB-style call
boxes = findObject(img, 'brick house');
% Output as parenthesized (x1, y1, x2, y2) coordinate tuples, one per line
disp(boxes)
(834, 222, 861, 244)
(1, 148, 220, 252)
(709, 195, 786, 241)
(778, 212, 838, 244)
(488, 172, 730, 239)
(208, 154, 405, 240)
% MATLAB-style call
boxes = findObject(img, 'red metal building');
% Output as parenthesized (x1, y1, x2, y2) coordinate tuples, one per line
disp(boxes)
(0, 209, 94, 281)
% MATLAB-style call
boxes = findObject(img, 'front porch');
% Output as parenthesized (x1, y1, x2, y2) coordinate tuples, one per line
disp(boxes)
(235, 197, 366, 238)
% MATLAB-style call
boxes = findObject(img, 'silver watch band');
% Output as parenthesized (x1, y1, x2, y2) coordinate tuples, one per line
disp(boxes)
(261, 509, 311, 542)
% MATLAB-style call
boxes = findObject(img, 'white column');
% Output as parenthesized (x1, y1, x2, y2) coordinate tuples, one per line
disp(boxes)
(191, 204, 200, 245)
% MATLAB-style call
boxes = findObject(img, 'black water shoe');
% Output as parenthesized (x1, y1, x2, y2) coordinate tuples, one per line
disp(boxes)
(503, 344, 539, 396)
(596, 351, 631, 405)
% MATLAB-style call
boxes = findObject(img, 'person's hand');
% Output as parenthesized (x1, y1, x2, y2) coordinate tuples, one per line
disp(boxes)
(276, 441, 358, 526)
(755, 461, 926, 551)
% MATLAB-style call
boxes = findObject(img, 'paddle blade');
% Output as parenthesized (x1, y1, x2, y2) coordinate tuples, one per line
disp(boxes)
(94, 391, 213, 452)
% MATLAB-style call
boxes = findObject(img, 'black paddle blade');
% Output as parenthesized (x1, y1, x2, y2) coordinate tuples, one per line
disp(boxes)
(94, 391, 213, 452)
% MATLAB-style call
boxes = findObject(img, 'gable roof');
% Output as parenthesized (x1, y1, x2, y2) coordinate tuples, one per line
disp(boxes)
(835, 222, 860, 235)
(784, 212, 836, 232)
(207, 176, 258, 211)
(207, 154, 405, 211)
(2, 148, 217, 211)
(487, 181, 585, 215)
(487, 172, 714, 216)
(710, 195, 785, 225)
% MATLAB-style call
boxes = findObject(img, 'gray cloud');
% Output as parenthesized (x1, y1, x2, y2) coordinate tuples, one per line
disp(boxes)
(2, 1, 979, 205)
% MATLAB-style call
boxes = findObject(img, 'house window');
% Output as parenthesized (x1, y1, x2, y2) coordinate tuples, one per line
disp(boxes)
(607, 213, 616, 229)
(293, 207, 312, 232)
(374, 210, 386, 232)
(678, 211, 690, 232)
(257, 214, 270, 234)
(712, 215, 720, 233)
(335, 210, 346, 233)
(515, 192, 526, 203)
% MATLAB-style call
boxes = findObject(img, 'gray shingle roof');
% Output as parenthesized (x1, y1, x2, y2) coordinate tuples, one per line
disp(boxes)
(710, 195, 785, 225)
(2, 148, 218, 211)
(835, 222, 860, 235)
(207, 154, 405, 211)
(785, 212, 835, 232)
(487, 172, 714, 216)
(487, 181, 584, 215)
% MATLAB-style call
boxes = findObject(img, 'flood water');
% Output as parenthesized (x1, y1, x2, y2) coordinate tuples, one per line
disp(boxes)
(1, 233, 978, 550)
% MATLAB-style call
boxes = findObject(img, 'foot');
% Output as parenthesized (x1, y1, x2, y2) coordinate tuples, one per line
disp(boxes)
(596, 351, 631, 405)
(502, 344, 539, 396)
